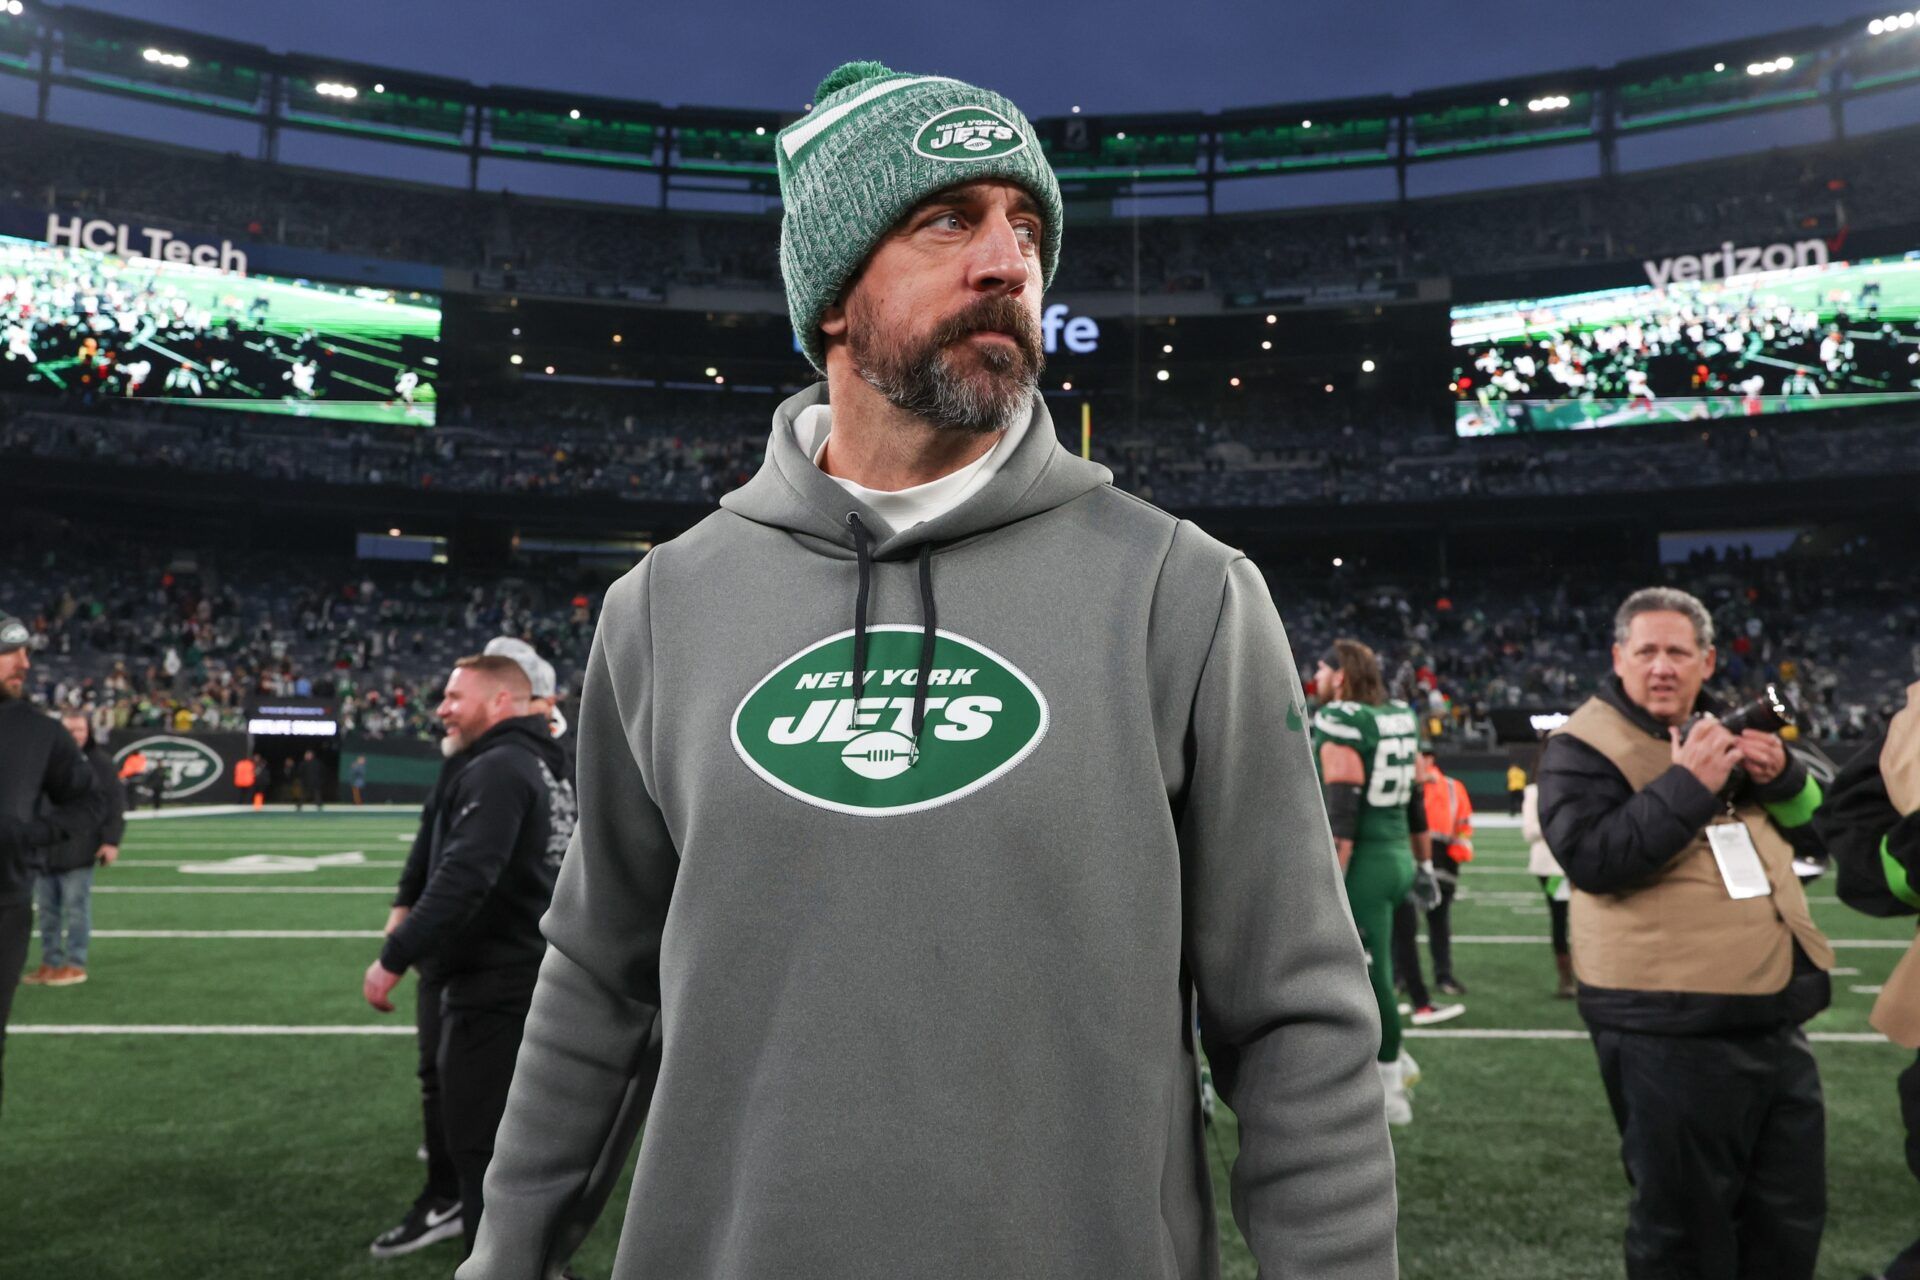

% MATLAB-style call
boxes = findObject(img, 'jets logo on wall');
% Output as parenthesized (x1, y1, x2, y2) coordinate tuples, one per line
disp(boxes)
(913, 106, 1027, 162)
(115, 735, 224, 799)
(731, 626, 1048, 816)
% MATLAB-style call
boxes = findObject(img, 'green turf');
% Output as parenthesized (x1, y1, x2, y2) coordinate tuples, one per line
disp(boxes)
(6, 812, 1918, 1277)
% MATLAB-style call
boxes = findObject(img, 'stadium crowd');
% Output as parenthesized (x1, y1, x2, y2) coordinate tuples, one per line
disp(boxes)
(3, 523, 1913, 749)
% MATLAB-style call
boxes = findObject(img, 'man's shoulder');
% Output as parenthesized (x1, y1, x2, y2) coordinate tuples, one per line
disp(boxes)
(1314, 701, 1376, 742)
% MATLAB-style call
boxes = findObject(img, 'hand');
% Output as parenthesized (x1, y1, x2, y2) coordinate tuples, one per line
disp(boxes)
(96, 844, 118, 866)
(382, 905, 409, 936)
(1413, 861, 1444, 911)
(1671, 719, 1743, 795)
(1737, 730, 1787, 785)
(363, 959, 403, 1013)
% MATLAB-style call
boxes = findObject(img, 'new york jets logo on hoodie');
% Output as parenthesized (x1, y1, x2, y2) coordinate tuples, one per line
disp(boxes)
(731, 625, 1048, 816)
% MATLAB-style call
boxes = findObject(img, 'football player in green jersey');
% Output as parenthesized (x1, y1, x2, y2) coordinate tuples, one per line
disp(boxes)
(1311, 638, 1442, 1126)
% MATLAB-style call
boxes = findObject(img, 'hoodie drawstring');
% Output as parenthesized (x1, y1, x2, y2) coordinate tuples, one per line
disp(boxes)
(845, 512, 939, 764)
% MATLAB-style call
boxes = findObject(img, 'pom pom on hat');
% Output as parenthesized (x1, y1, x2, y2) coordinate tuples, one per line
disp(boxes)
(814, 61, 894, 103)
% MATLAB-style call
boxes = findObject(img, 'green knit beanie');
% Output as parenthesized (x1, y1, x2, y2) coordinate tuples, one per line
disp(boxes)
(776, 60, 1064, 373)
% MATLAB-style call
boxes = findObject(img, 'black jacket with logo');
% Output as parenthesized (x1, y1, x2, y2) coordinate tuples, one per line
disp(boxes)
(0, 699, 96, 906)
(44, 741, 127, 874)
(380, 716, 576, 991)
(1537, 676, 1826, 1035)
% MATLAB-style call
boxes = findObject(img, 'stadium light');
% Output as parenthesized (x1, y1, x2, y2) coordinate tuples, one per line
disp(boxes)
(1324, 383, 1335, 393)
(2, 2, 18, 14)
(1155, 369, 1169, 382)
(388, 528, 401, 537)
(1527, 95, 1571, 112)
(1071, 105, 1081, 113)
(373, 83, 385, 93)
(1061, 380, 1072, 390)
(1162, 343, 1173, 354)
(1229, 377, 1241, 387)
(1871, 18, 1885, 31)
(1333, 557, 1344, 567)
(1498, 97, 1510, 106)
(1265, 313, 1277, 324)
(316, 81, 359, 99)
(1261, 340, 1273, 350)
(544, 365, 556, 375)
(714, 375, 726, 385)
(755, 126, 766, 135)
(704, 366, 718, 377)
(142, 48, 192, 70)
(569, 109, 581, 119)
(1714, 62, 1726, 71)
(1902, 13, 1917, 28)
(612, 333, 622, 343)
(1116, 131, 1127, 140)
(1301, 119, 1312, 128)
(508, 354, 523, 365)
(1361, 358, 1377, 373)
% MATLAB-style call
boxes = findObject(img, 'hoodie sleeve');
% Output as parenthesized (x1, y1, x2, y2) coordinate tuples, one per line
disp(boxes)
(461, 562, 670, 1280)
(1180, 556, 1399, 1278)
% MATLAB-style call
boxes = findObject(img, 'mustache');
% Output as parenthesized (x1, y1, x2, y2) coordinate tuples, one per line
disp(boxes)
(927, 296, 1044, 369)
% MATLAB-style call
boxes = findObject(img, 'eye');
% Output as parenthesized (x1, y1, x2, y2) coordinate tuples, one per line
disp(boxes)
(926, 211, 965, 233)
(1014, 222, 1041, 247)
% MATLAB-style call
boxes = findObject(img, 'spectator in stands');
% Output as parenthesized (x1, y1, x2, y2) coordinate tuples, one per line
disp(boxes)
(22, 710, 123, 988)
(1537, 586, 1832, 1278)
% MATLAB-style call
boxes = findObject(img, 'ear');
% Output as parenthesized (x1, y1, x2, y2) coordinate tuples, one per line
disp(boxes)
(820, 299, 849, 338)
(1610, 643, 1625, 678)
(1702, 645, 1717, 678)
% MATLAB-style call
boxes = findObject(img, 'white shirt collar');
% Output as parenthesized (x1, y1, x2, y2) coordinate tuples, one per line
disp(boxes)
(794, 402, 1028, 536)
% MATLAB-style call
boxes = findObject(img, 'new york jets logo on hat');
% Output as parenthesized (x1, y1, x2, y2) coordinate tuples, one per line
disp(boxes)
(913, 105, 1028, 162)
(731, 626, 1048, 816)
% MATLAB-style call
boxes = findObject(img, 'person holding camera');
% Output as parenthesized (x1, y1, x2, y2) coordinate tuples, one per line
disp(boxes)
(1537, 587, 1832, 1280)
(1818, 679, 1920, 1280)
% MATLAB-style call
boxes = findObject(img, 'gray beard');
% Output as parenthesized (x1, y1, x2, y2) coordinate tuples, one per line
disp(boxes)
(439, 732, 465, 759)
(854, 341, 1035, 437)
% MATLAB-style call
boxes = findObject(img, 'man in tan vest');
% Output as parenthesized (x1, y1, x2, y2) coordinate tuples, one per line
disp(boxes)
(1537, 586, 1833, 1280)
(1819, 681, 1920, 1280)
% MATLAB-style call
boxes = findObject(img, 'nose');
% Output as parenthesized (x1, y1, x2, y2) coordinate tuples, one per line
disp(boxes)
(965, 209, 1031, 296)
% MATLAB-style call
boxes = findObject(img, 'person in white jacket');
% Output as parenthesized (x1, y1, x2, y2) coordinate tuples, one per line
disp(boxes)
(1520, 774, 1575, 998)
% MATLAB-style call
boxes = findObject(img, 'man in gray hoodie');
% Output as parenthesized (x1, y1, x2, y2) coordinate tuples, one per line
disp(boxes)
(463, 62, 1397, 1280)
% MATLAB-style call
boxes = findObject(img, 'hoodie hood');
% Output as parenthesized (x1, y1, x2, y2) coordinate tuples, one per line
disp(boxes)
(468, 713, 568, 775)
(720, 384, 1112, 560)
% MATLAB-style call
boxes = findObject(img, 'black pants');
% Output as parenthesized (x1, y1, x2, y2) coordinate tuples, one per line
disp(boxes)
(1392, 848, 1461, 1005)
(1538, 875, 1571, 956)
(0, 902, 29, 1116)
(415, 974, 459, 1203)
(437, 973, 536, 1255)
(1591, 1024, 1825, 1280)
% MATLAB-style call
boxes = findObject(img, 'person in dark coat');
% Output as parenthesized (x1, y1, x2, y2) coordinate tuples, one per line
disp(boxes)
(0, 614, 96, 1114)
(22, 711, 125, 987)
(296, 749, 325, 812)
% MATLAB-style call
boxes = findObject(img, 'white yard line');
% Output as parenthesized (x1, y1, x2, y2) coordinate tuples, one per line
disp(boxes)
(1406, 1028, 1892, 1044)
(1440, 934, 1911, 948)
(127, 805, 421, 821)
(94, 886, 395, 895)
(91, 930, 385, 939)
(13, 1024, 414, 1036)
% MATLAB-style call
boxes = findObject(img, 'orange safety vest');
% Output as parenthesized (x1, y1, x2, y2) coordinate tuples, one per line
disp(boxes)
(234, 759, 256, 788)
(119, 751, 148, 780)
(1421, 772, 1474, 861)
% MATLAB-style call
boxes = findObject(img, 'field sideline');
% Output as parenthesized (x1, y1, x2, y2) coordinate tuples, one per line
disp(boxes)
(5, 811, 1917, 1278)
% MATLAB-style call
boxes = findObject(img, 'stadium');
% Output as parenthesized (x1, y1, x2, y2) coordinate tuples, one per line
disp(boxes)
(4, 1, 1920, 1277)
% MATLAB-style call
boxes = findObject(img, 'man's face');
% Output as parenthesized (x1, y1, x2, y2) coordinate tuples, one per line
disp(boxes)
(1311, 662, 1343, 702)
(0, 647, 27, 701)
(437, 666, 514, 755)
(62, 715, 88, 749)
(1613, 610, 1715, 727)
(825, 180, 1046, 435)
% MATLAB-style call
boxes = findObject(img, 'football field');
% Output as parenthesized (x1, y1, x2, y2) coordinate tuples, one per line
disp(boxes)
(6, 811, 1919, 1278)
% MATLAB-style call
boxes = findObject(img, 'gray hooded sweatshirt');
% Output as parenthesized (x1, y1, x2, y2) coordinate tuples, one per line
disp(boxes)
(462, 384, 1398, 1280)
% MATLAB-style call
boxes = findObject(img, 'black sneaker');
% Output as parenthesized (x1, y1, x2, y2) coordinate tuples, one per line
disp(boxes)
(369, 1197, 463, 1258)
(1435, 978, 1467, 996)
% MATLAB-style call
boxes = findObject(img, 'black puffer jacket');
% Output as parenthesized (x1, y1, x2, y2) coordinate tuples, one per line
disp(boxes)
(380, 716, 577, 990)
(1537, 676, 1827, 1035)
(1819, 717, 1920, 920)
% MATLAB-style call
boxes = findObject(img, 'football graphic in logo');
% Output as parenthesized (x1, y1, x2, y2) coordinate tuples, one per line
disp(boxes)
(840, 730, 918, 780)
